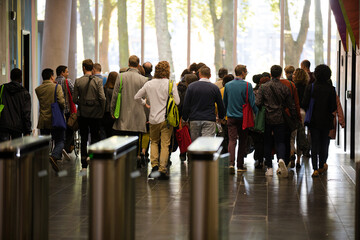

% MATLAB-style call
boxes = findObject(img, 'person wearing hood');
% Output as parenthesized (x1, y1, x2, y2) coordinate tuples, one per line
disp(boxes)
(0, 68, 31, 142)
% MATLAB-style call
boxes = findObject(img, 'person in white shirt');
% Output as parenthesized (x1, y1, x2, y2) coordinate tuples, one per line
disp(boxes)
(134, 61, 180, 180)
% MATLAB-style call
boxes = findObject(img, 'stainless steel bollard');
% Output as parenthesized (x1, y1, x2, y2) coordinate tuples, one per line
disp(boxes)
(218, 153, 230, 240)
(356, 161, 360, 240)
(188, 137, 224, 240)
(88, 136, 138, 240)
(0, 136, 51, 240)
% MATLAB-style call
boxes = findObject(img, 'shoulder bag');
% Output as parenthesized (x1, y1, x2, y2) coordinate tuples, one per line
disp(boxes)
(65, 79, 79, 131)
(51, 84, 67, 129)
(114, 74, 123, 119)
(242, 82, 255, 129)
(253, 86, 265, 133)
(304, 83, 314, 126)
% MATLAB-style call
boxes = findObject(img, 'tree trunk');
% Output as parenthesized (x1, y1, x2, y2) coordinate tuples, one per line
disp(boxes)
(209, 0, 223, 74)
(222, 0, 234, 71)
(154, 0, 174, 78)
(314, 0, 324, 65)
(118, 0, 129, 68)
(99, 0, 115, 73)
(284, 0, 311, 67)
(79, 0, 95, 60)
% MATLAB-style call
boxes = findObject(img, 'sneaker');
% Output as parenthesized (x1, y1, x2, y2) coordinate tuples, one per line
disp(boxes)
(277, 159, 288, 178)
(265, 168, 273, 176)
(312, 170, 319, 177)
(229, 166, 235, 175)
(158, 172, 169, 180)
(148, 166, 159, 178)
(62, 149, 71, 161)
(49, 156, 60, 172)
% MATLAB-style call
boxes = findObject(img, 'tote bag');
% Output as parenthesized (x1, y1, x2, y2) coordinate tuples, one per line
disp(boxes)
(242, 82, 254, 130)
(65, 79, 79, 131)
(175, 122, 191, 153)
(51, 84, 67, 129)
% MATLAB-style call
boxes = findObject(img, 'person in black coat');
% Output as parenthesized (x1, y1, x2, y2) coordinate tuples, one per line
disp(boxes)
(0, 68, 31, 142)
(302, 64, 336, 177)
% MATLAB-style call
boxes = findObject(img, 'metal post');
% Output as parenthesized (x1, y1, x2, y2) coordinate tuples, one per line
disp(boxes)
(89, 136, 138, 240)
(187, 0, 191, 67)
(280, 0, 285, 68)
(356, 160, 360, 240)
(0, 136, 51, 240)
(188, 137, 224, 240)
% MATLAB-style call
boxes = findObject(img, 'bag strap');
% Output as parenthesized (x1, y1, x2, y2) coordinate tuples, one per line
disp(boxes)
(54, 83, 58, 103)
(118, 74, 123, 94)
(65, 79, 77, 113)
(0, 85, 4, 104)
(168, 80, 173, 97)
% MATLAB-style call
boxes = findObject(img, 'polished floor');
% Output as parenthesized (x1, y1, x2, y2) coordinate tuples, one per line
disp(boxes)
(49, 142, 356, 240)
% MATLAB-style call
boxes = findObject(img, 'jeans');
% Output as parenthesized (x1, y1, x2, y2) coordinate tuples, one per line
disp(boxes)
(227, 118, 248, 168)
(264, 123, 287, 168)
(40, 128, 65, 160)
(78, 117, 101, 168)
(310, 127, 330, 170)
(189, 121, 216, 142)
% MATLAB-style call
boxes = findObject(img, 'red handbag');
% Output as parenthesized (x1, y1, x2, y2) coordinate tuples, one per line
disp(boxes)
(242, 82, 254, 130)
(175, 122, 192, 154)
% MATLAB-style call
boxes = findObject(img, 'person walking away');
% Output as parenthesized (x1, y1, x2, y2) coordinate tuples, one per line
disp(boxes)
(302, 64, 337, 177)
(102, 71, 118, 138)
(73, 59, 106, 173)
(36, 68, 65, 172)
(0, 68, 31, 142)
(134, 61, 180, 180)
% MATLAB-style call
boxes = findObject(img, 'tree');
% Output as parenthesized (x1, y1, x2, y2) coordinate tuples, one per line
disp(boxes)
(209, 0, 234, 72)
(118, 0, 130, 68)
(284, 0, 311, 67)
(314, 0, 324, 65)
(79, 0, 95, 60)
(154, 0, 174, 78)
(99, 0, 116, 73)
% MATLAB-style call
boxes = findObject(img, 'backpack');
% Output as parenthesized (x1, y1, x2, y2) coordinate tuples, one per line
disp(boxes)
(165, 80, 179, 127)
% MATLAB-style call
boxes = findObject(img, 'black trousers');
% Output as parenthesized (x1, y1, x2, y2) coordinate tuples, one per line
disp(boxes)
(310, 127, 330, 170)
(78, 117, 101, 168)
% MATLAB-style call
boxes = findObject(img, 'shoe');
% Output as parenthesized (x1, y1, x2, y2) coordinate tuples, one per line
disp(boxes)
(158, 172, 169, 180)
(296, 162, 301, 169)
(180, 153, 186, 162)
(49, 156, 60, 172)
(148, 166, 159, 178)
(287, 160, 295, 169)
(255, 160, 263, 169)
(237, 167, 247, 172)
(318, 163, 328, 174)
(69, 145, 75, 153)
(229, 166, 235, 175)
(265, 168, 273, 176)
(312, 170, 319, 177)
(277, 159, 288, 178)
(62, 149, 71, 161)
(323, 163, 328, 172)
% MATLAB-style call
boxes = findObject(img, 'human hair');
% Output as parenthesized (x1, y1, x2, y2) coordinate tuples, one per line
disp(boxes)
(189, 62, 197, 73)
(184, 73, 198, 86)
(82, 59, 93, 71)
(128, 55, 140, 68)
(301, 60, 311, 69)
(270, 65, 282, 78)
(56, 65, 67, 76)
(154, 61, 170, 79)
(137, 65, 145, 76)
(222, 74, 235, 87)
(234, 65, 247, 76)
(10, 68, 22, 82)
(218, 67, 228, 79)
(142, 62, 153, 75)
(314, 64, 331, 83)
(42, 68, 54, 80)
(104, 71, 118, 89)
(199, 66, 211, 78)
(284, 65, 295, 75)
(262, 72, 271, 78)
(293, 68, 309, 85)
(252, 74, 262, 85)
(93, 63, 101, 72)
(181, 69, 191, 78)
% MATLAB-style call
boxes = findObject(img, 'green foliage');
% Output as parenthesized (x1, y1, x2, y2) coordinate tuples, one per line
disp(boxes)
(268, 0, 280, 28)
(238, 0, 253, 32)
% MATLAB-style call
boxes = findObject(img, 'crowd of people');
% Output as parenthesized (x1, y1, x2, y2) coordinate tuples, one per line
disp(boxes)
(0, 56, 344, 179)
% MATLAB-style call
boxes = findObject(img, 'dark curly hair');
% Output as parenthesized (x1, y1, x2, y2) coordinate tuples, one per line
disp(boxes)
(314, 64, 331, 83)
